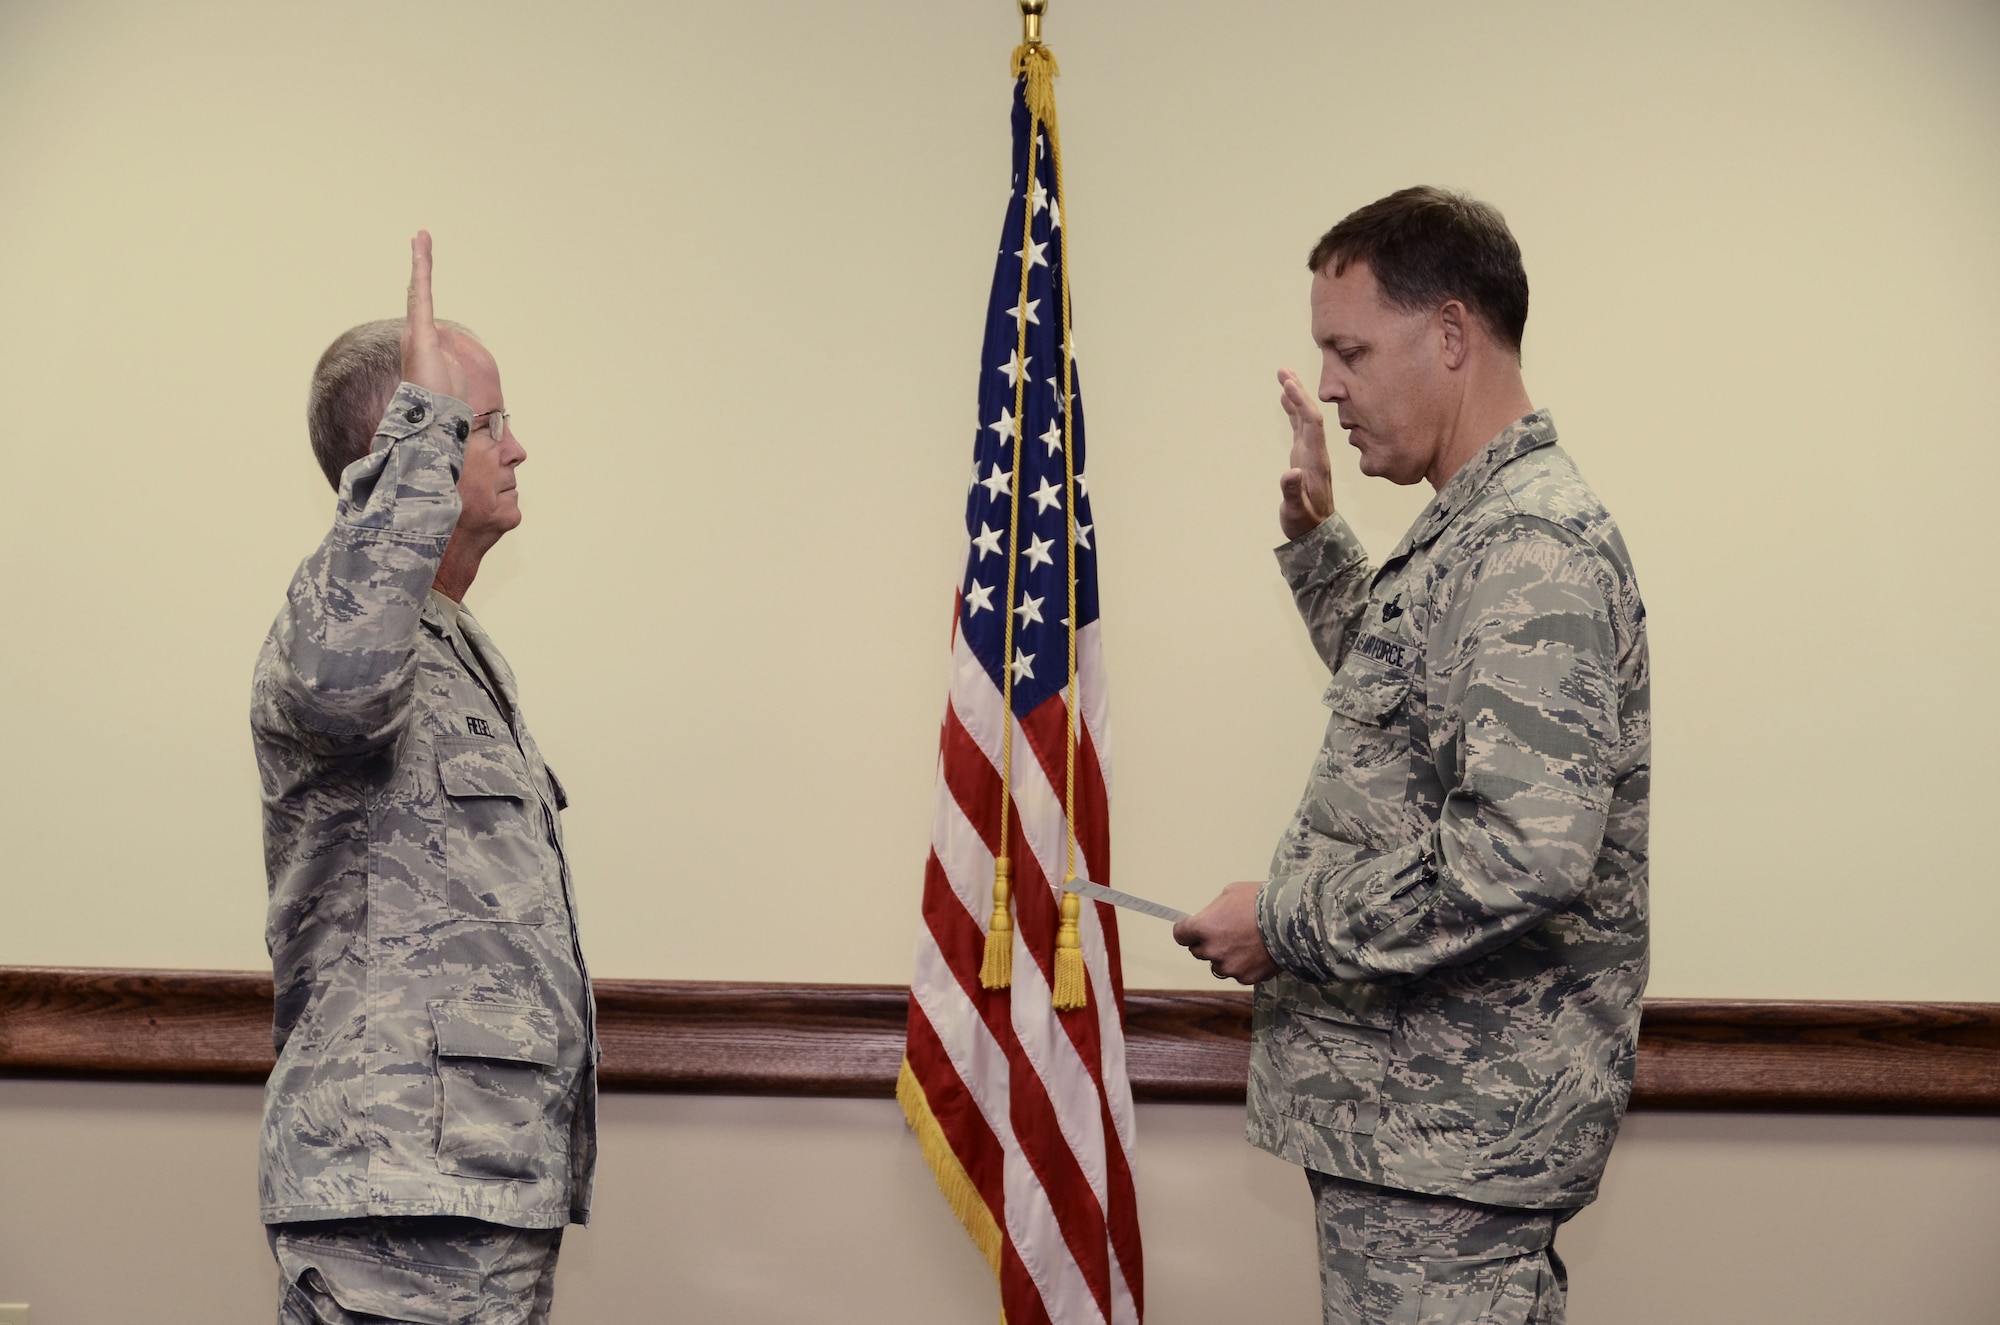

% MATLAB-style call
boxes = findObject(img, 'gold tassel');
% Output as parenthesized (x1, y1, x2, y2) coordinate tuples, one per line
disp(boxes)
(1051, 887, 1087, 1010)
(980, 857, 1014, 989)
(1009, 42, 1060, 130)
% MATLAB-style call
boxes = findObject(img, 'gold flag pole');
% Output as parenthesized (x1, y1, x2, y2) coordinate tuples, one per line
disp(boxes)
(1019, 0, 1046, 45)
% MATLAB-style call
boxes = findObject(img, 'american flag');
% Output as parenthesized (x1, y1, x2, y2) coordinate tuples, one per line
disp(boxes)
(898, 46, 1144, 1325)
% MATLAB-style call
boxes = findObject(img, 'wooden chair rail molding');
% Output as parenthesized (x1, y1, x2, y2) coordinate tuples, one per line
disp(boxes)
(3, 966, 1996, 1113)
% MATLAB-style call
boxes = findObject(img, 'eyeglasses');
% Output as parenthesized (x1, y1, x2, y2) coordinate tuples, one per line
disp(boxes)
(472, 409, 511, 445)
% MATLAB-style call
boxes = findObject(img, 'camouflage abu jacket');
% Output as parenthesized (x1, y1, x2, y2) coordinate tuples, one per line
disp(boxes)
(1248, 411, 1649, 1210)
(251, 382, 596, 1229)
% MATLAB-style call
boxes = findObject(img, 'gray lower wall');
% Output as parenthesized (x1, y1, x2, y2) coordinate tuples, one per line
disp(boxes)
(1, 1080, 1995, 1323)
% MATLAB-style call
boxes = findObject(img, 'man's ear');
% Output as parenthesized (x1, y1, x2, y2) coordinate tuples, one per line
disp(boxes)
(1438, 300, 1470, 370)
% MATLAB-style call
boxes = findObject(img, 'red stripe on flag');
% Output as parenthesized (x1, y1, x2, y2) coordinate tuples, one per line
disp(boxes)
(1075, 721, 1124, 1009)
(988, 802, 1116, 1320)
(1016, 693, 1111, 892)
(923, 829, 1116, 1321)
(940, 705, 1002, 858)
(1101, 1089, 1144, 1319)
(904, 988, 1010, 1229)
(926, 734, 1117, 1321)
(1002, 1239, 1058, 1325)
(1013, 697, 1123, 1013)
(922, 669, 1138, 1321)
(1015, 696, 1143, 1310)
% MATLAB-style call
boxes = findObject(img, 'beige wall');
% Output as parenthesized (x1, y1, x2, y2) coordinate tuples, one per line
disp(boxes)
(3, 1080, 1998, 1323)
(3, 4, 1997, 1318)
(2, 0, 1997, 997)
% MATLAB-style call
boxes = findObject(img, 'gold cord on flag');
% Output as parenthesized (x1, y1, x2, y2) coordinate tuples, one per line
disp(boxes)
(984, 33, 1089, 1013)
(980, 90, 1044, 993)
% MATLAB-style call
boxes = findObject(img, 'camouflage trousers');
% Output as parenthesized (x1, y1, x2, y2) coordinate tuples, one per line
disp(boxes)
(1308, 1171, 1570, 1325)
(269, 1217, 564, 1324)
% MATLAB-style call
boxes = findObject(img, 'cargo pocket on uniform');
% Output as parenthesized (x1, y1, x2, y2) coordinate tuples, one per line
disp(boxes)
(431, 1000, 564, 1183)
(274, 1249, 475, 1325)
(1310, 654, 1419, 851)
(437, 735, 549, 925)
(1274, 1004, 1391, 1135)
(1321, 656, 1412, 725)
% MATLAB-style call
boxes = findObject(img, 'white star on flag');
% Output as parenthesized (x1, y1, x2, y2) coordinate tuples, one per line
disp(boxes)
(1021, 533, 1054, 570)
(1009, 298, 1040, 328)
(1009, 648, 1036, 681)
(964, 581, 995, 614)
(997, 350, 1030, 389)
(979, 464, 1012, 502)
(1075, 522, 1093, 550)
(971, 523, 1004, 559)
(1040, 420, 1063, 455)
(987, 408, 1016, 445)
(1030, 178, 1048, 215)
(1018, 237, 1048, 270)
(1013, 593, 1044, 626)
(1029, 477, 1062, 515)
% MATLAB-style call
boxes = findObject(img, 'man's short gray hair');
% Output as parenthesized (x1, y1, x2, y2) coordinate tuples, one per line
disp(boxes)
(306, 319, 475, 490)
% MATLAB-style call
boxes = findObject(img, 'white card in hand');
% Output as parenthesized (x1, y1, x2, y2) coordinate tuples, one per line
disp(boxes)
(1059, 877, 1189, 923)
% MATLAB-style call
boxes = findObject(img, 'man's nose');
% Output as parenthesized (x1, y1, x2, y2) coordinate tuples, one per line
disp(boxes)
(505, 432, 527, 467)
(1318, 370, 1347, 404)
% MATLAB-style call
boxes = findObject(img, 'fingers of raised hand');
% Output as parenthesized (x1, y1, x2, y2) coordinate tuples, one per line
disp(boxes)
(1278, 368, 1319, 415)
(402, 230, 462, 400)
(406, 230, 435, 329)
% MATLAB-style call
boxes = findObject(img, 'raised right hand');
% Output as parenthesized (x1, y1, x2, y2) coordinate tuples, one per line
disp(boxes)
(1276, 367, 1334, 540)
(402, 230, 466, 404)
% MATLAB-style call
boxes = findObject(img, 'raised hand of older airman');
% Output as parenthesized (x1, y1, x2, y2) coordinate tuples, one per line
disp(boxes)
(402, 230, 467, 405)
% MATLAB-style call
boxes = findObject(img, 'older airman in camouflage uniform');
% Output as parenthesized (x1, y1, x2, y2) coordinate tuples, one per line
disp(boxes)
(251, 234, 595, 1324)
(1178, 188, 1649, 1325)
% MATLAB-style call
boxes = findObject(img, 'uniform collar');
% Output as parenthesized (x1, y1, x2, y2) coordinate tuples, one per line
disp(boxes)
(425, 588, 462, 633)
(421, 589, 520, 719)
(1388, 410, 1558, 561)
(453, 603, 521, 717)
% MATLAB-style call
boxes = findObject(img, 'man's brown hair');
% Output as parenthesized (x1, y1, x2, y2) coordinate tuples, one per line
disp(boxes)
(1307, 186, 1529, 353)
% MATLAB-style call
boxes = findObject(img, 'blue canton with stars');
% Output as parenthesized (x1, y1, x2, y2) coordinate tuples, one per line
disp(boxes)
(961, 80, 1099, 720)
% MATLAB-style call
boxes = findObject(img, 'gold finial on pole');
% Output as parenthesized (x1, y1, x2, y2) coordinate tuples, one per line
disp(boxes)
(1019, 0, 1047, 46)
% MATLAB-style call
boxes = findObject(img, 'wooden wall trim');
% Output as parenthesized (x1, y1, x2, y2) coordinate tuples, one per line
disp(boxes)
(3, 967, 1996, 1113)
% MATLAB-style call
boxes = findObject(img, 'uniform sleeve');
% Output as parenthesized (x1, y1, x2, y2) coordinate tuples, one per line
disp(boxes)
(252, 383, 472, 757)
(1275, 514, 1375, 671)
(1259, 520, 1621, 983)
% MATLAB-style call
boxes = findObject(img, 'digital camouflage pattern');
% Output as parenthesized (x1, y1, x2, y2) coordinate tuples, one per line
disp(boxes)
(269, 1216, 562, 1324)
(1249, 411, 1650, 1210)
(1307, 1171, 1566, 1325)
(252, 382, 596, 1230)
